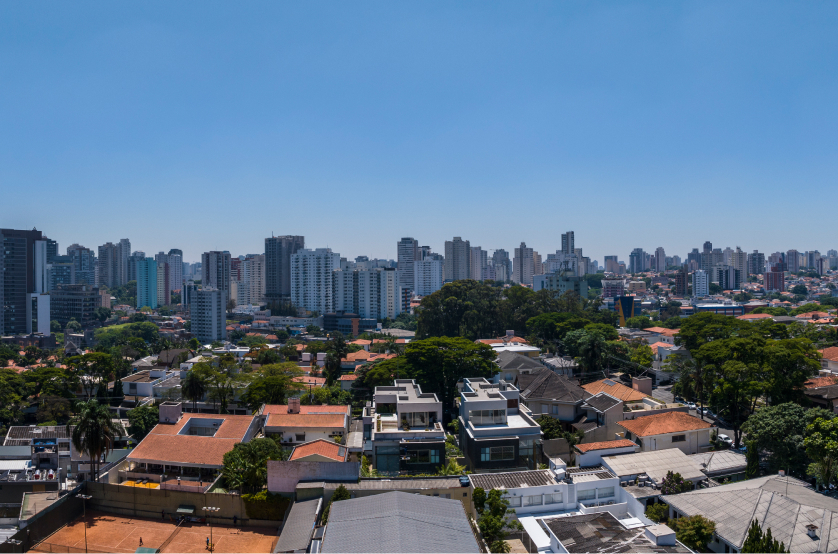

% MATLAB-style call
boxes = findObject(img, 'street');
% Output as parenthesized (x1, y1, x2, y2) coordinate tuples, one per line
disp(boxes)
(653, 385, 742, 446)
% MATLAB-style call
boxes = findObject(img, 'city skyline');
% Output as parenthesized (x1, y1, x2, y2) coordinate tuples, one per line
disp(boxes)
(3, 2, 838, 260)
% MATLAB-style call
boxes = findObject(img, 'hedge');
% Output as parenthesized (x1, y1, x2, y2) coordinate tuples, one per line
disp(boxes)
(241, 491, 291, 520)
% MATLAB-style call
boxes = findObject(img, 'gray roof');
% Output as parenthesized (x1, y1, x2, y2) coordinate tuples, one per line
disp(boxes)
(324, 477, 462, 492)
(519, 368, 590, 403)
(469, 470, 557, 491)
(602, 449, 706, 483)
(543, 512, 690, 553)
(663, 474, 838, 552)
(321, 491, 479, 553)
(274, 498, 321, 553)
(0, 446, 33, 459)
(496, 351, 544, 372)
(688, 450, 747, 477)
(584, 393, 622, 413)
(5, 425, 73, 446)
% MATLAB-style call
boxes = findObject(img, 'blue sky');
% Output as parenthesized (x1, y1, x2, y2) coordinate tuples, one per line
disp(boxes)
(2, 2, 838, 263)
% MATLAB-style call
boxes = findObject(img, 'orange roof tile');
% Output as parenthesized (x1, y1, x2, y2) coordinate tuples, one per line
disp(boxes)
(350, 339, 372, 345)
(582, 379, 648, 402)
(149, 413, 255, 440)
(737, 313, 774, 320)
(644, 327, 679, 336)
(617, 411, 711, 436)
(796, 311, 830, 319)
(575, 439, 637, 453)
(820, 347, 838, 362)
(343, 351, 373, 362)
(477, 336, 529, 345)
(127, 434, 240, 467)
(647, 341, 673, 354)
(289, 439, 348, 462)
(266, 413, 346, 429)
(293, 376, 326, 387)
(805, 375, 838, 389)
(263, 405, 350, 415)
(338, 374, 358, 381)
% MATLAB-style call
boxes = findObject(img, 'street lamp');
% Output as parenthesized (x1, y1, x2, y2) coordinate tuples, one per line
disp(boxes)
(78, 494, 92, 554)
(202, 506, 220, 552)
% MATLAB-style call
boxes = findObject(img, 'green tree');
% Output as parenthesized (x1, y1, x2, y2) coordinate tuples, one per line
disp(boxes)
(804, 417, 838, 488)
(741, 519, 788, 553)
(660, 471, 692, 494)
(50, 320, 62, 333)
(322, 484, 351, 523)
(254, 348, 282, 366)
(478, 489, 523, 553)
(181, 369, 207, 412)
(745, 440, 759, 479)
(645, 502, 668, 523)
(672, 515, 716, 551)
(222, 438, 285, 493)
(127, 404, 159, 441)
(111, 377, 124, 406)
(624, 316, 653, 329)
(741, 403, 833, 476)
(66, 319, 82, 332)
(472, 487, 487, 514)
(70, 399, 126, 481)
(630, 344, 654, 368)
(790, 284, 809, 296)
(67, 352, 114, 400)
(240, 363, 304, 411)
(36, 396, 72, 424)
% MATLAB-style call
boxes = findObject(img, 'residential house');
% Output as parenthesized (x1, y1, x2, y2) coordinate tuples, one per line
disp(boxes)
(362, 380, 446, 474)
(263, 399, 349, 445)
(819, 347, 838, 373)
(495, 351, 545, 382)
(617, 411, 712, 455)
(516, 368, 591, 422)
(537, 512, 688, 553)
(663, 474, 838, 553)
(574, 439, 638, 468)
(457, 378, 542, 471)
(289, 439, 349, 463)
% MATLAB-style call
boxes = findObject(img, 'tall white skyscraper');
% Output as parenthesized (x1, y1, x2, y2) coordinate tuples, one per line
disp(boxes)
(191, 287, 226, 343)
(693, 269, 709, 298)
(655, 247, 666, 272)
(470, 247, 487, 281)
(168, 252, 183, 293)
(414, 259, 444, 296)
(731, 247, 748, 278)
(332, 267, 401, 319)
(291, 248, 340, 313)
(444, 237, 471, 282)
(513, 242, 534, 285)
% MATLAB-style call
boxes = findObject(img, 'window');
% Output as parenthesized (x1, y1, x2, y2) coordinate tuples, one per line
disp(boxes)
(469, 409, 506, 425)
(577, 489, 596, 501)
(523, 495, 543, 507)
(672, 435, 686, 443)
(552, 405, 558, 415)
(541, 404, 549, 414)
(519, 439, 534, 456)
(407, 449, 441, 464)
(507, 496, 522, 507)
(480, 446, 515, 462)
(295, 433, 305, 442)
(544, 493, 562, 504)
(597, 487, 615, 499)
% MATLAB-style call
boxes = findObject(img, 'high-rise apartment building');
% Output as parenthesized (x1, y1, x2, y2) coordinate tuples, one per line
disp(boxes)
(764, 264, 785, 292)
(136, 258, 158, 310)
(191, 287, 226, 343)
(604, 255, 619, 274)
(692, 269, 709, 298)
(201, 251, 232, 304)
(232, 254, 266, 306)
(333, 267, 401, 320)
(747, 251, 765, 276)
(397, 237, 420, 293)
(1, 228, 46, 336)
(561, 232, 575, 255)
(601, 279, 625, 298)
(118, 239, 131, 285)
(713, 265, 741, 291)
(470, 247, 487, 281)
(127, 252, 145, 282)
(786, 249, 800, 273)
(413, 259, 444, 297)
(491, 250, 511, 282)
(265, 235, 305, 302)
(730, 247, 747, 279)
(444, 237, 471, 282)
(67, 244, 96, 285)
(50, 284, 102, 328)
(512, 242, 534, 285)
(48, 255, 75, 291)
(674, 266, 689, 297)
(290, 248, 340, 313)
(629, 248, 645, 274)
(807, 251, 822, 270)
(654, 247, 666, 272)
(97, 242, 121, 289)
(157, 261, 170, 306)
(167, 251, 183, 293)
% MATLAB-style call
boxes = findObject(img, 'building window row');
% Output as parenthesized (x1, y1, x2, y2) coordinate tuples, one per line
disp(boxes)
(480, 445, 514, 462)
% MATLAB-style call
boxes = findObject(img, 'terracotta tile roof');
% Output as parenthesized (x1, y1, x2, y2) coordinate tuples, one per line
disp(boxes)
(149, 413, 256, 439)
(813, 319, 834, 324)
(127, 434, 240, 467)
(644, 327, 679, 336)
(266, 413, 346, 429)
(350, 339, 372, 345)
(820, 347, 838, 362)
(263, 404, 350, 415)
(575, 439, 638, 453)
(617, 411, 711, 436)
(293, 376, 326, 387)
(582, 379, 648, 402)
(343, 351, 372, 362)
(289, 439, 348, 462)
(647, 341, 673, 354)
(805, 375, 838, 389)
(737, 313, 774, 320)
(295, 344, 305, 351)
(338, 374, 358, 381)
(796, 311, 830, 319)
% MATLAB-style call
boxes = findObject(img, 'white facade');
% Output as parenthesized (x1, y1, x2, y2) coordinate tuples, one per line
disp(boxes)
(413, 259, 444, 297)
(397, 237, 419, 294)
(730, 247, 747, 278)
(444, 237, 471, 282)
(654, 247, 666, 272)
(233, 254, 266, 306)
(692, 269, 709, 298)
(191, 286, 226, 343)
(201, 251, 232, 304)
(470, 247, 487, 281)
(290, 248, 341, 313)
(513, 242, 534, 285)
(333, 267, 402, 319)
(168, 253, 183, 293)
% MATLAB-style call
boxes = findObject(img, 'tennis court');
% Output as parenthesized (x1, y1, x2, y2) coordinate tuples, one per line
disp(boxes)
(31, 510, 278, 553)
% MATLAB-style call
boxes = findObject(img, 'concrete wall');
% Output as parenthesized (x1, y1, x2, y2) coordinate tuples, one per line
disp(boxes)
(267, 461, 360, 494)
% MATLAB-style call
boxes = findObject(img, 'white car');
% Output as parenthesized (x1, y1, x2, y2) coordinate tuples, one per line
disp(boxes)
(686, 402, 696, 410)
(718, 434, 733, 446)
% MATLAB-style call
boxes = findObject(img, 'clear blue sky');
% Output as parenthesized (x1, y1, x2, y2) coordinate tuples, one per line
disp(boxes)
(3, 2, 838, 263)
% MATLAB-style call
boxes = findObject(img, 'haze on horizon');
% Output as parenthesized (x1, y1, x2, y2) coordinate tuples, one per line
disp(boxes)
(2, 1, 838, 262)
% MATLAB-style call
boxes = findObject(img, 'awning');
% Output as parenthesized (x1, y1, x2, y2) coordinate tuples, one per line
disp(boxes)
(176, 505, 195, 514)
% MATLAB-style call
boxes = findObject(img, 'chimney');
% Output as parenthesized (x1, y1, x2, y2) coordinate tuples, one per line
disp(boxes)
(632, 376, 653, 396)
(159, 402, 183, 424)
(807, 524, 818, 539)
(288, 397, 301, 414)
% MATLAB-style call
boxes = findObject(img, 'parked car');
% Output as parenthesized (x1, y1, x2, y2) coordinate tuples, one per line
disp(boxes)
(686, 402, 696, 410)
(718, 434, 733, 446)
(737, 444, 747, 453)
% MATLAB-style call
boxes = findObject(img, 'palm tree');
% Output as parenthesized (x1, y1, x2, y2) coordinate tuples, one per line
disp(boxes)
(69, 400, 125, 482)
(181, 371, 206, 413)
